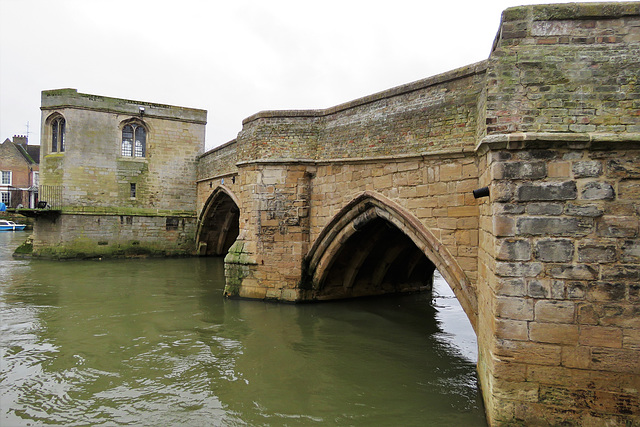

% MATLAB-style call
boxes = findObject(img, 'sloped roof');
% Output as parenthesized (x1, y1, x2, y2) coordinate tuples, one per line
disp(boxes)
(13, 142, 39, 164)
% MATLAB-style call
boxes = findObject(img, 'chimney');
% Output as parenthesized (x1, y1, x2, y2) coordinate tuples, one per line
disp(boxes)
(13, 135, 28, 146)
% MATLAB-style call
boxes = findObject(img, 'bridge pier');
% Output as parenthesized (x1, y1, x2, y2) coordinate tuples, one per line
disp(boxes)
(224, 163, 312, 301)
(476, 136, 640, 425)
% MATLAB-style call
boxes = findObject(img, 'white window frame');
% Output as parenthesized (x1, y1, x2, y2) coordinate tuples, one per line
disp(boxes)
(1, 191, 10, 205)
(1, 170, 11, 186)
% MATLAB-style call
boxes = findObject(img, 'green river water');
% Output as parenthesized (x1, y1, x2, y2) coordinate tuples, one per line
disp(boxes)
(0, 231, 486, 426)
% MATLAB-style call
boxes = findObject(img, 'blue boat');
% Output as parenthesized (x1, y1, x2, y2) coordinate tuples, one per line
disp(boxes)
(0, 220, 26, 231)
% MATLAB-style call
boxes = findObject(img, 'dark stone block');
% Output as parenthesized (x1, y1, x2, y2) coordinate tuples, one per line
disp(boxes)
(578, 244, 617, 263)
(498, 239, 532, 261)
(517, 181, 577, 201)
(565, 203, 604, 217)
(548, 264, 598, 280)
(517, 216, 593, 236)
(608, 159, 640, 178)
(527, 203, 564, 215)
(499, 161, 547, 180)
(572, 161, 603, 178)
(581, 181, 615, 200)
(535, 239, 574, 262)
(621, 240, 640, 262)
(601, 265, 640, 280)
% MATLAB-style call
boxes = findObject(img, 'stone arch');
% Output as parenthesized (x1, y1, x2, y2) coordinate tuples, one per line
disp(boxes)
(196, 185, 240, 256)
(303, 191, 478, 331)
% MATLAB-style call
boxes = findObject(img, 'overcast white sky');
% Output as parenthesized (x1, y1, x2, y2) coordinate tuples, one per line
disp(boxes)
(1, 0, 606, 150)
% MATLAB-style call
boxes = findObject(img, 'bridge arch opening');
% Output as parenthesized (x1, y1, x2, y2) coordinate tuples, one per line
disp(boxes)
(303, 191, 478, 332)
(196, 185, 240, 256)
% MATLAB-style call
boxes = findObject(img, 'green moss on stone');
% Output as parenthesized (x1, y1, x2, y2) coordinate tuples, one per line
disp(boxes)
(33, 238, 194, 260)
(13, 237, 33, 256)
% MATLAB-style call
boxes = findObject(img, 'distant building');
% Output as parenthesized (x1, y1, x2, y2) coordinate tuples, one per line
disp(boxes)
(33, 88, 207, 258)
(0, 135, 39, 208)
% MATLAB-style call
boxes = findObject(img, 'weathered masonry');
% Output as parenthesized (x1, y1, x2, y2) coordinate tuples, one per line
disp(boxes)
(34, 89, 206, 258)
(196, 3, 640, 426)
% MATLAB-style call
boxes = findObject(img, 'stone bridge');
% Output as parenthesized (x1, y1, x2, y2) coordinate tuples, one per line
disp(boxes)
(195, 3, 640, 426)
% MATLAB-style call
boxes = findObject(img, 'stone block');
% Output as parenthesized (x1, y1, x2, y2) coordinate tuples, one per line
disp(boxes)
(494, 278, 526, 297)
(535, 300, 575, 323)
(492, 181, 515, 202)
(564, 203, 603, 217)
(447, 206, 478, 217)
(439, 163, 462, 181)
(528, 279, 565, 299)
(516, 181, 577, 201)
(590, 348, 640, 374)
(492, 361, 527, 382)
(548, 264, 598, 280)
(530, 322, 579, 345)
(623, 329, 640, 351)
(495, 318, 529, 340)
(579, 325, 622, 348)
(493, 215, 516, 237)
(586, 282, 626, 302)
(496, 261, 543, 277)
(548, 161, 570, 178)
(618, 179, 640, 200)
(526, 203, 564, 215)
(492, 380, 540, 403)
(601, 265, 640, 280)
(497, 239, 532, 261)
(607, 159, 640, 178)
(538, 385, 596, 410)
(534, 239, 574, 262)
(578, 243, 616, 263)
(496, 296, 535, 320)
(621, 240, 640, 262)
(493, 161, 547, 180)
(572, 161, 603, 178)
(561, 346, 591, 369)
(597, 216, 638, 238)
(580, 181, 615, 200)
(494, 203, 525, 215)
(494, 340, 562, 366)
(517, 217, 593, 236)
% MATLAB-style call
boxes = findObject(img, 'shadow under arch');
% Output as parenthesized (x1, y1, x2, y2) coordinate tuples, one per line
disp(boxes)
(196, 185, 240, 257)
(302, 191, 478, 332)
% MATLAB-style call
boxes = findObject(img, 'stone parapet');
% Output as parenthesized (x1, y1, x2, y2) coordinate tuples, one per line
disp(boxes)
(41, 88, 207, 124)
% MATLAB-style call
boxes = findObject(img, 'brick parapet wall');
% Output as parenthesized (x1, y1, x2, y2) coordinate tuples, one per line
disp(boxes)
(197, 61, 486, 172)
(197, 139, 238, 182)
(486, 3, 640, 137)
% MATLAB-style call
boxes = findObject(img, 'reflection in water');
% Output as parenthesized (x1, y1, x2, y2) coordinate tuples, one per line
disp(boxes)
(0, 232, 486, 426)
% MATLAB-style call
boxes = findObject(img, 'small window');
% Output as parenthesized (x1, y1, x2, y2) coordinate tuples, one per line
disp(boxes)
(51, 117, 65, 152)
(166, 217, 179, 231)
(1, 171, 11, 185)
(1, 191, 10, 205)
(122, 123, 146, 157)
(130, 183, 136, 198)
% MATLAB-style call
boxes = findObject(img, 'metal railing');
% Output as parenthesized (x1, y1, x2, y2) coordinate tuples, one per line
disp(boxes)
(38, 185, 63, 209)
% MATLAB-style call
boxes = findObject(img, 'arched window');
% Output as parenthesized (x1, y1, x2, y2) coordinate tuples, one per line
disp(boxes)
(51, 117, 65, 152)
(122, 123, 146, 157)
